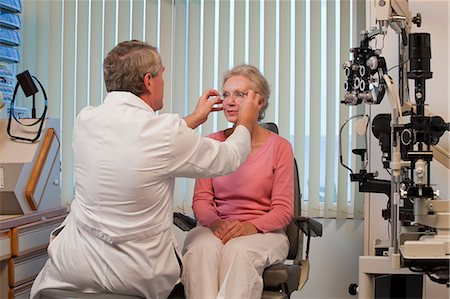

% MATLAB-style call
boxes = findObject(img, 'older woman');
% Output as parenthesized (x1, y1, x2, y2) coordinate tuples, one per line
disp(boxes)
(182, 65, 294, 299)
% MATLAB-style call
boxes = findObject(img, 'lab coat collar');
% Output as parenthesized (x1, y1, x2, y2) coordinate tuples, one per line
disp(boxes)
(104, 91, 156, 114)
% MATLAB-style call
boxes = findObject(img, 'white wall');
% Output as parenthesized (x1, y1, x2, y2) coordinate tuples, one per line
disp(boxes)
(292, 220, 364, 299)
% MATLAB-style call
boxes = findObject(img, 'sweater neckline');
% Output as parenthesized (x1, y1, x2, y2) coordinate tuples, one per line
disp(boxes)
(220, 130, 276, 162)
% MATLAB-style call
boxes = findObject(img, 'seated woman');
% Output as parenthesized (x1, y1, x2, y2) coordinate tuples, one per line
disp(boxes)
(182, 64, 294, 299)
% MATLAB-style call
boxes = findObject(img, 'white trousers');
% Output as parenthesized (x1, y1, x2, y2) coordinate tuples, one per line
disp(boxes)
(182, 226, 289, 299)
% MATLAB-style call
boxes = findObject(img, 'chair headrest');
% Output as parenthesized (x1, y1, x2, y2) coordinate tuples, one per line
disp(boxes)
(261, 122, 279, 134)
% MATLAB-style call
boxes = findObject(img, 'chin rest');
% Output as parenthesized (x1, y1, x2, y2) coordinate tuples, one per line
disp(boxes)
(39, 289, 142, 299)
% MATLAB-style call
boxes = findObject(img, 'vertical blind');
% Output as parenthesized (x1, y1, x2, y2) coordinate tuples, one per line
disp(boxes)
(16, 0, 365, 219)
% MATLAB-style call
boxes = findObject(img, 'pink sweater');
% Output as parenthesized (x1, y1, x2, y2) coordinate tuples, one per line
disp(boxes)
(193, 131, 294, 233)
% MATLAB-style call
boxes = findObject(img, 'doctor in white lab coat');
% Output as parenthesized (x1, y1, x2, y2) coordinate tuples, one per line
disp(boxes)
(30, 40, 262, 299)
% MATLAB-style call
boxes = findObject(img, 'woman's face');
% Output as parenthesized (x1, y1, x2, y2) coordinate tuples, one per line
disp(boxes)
(222, 75, 253, 123)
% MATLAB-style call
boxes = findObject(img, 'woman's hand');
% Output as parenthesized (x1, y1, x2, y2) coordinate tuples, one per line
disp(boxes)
(211, 219, 259, 244)
(210, 219, 232, 239)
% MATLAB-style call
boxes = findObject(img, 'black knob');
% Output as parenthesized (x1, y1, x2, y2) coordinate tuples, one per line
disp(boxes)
(412, 13, 422, 27)
(352, 148, 367, 162)
(348, 283, 358, 295)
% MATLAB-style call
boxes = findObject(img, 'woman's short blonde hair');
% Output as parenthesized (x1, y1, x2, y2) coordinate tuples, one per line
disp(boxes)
(223, 64, 270, 120)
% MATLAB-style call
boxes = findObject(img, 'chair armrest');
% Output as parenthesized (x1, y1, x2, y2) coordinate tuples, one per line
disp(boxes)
(173, 212, 197, 231)
(293, 217, 323, 260)
(293, 216, 323, 237)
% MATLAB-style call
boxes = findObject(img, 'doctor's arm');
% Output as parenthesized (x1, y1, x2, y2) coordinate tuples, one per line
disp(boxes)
(183, 89, 261, 132)
(167, 91, 262, 178)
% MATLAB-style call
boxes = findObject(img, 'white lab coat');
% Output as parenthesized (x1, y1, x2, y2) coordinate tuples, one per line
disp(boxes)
(30, 91, 251, 299)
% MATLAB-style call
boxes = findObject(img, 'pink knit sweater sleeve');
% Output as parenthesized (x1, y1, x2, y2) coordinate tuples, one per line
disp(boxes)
(192, 177, 221, 227)
(247, 141, 294, 232)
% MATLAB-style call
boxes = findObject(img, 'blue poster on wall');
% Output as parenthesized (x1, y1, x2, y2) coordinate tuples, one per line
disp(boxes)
(0, 0, 20, 111)
(0, 0, 21, 14)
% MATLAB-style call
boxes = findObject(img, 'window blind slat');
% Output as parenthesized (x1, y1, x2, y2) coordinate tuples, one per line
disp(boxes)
(233, 0, 245, 66)
(277, 0, 290, 140)
(187, 0, 201, 121)
(76, 1, 90, 114)
(48, 2, 63, 118)
(307, 0, 322, 217)
(89, 1, 104, 107)
(159, 0, 173, 114)
(324, 0, 338, 218)
(34, 2, 50, 115)
(263, 0, 276, 124)
(172, 0, 188, 210)
(216, 0, 230, 130)
(144, 0, 159, 46)
(172, 0, 187, 116)
(131, 1, 145, 41)
(103, 1, 118, 99)
(248, 1, 260, 68)
(200, 0, 216, 135)
(337, 0, 352, 219)
(294, 0, 307, 214)
(61, 1, 77, 204)
(117, 0, 132, 42)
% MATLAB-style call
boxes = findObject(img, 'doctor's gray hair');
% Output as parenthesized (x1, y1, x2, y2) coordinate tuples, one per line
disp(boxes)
(103, 40, 161, 96)
(223, 64, 270, 121)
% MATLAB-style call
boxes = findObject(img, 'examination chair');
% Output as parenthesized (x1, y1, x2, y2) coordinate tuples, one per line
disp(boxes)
(173, 122, 323, 299)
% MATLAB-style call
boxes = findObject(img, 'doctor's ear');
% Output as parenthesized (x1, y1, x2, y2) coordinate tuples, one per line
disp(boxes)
(144, 73, 153, 88)
(145, 73, 153, 82)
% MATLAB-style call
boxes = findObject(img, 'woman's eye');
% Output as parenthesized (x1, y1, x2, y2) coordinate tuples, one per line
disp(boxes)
(236, 91, 245, 98)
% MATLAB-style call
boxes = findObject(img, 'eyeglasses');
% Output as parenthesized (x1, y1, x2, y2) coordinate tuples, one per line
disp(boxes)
(222, 90, 247, 101)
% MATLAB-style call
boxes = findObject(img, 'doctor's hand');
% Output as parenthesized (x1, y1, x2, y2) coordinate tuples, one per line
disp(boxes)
(183, 89, 223, 129)
(236, 90, 262, 134)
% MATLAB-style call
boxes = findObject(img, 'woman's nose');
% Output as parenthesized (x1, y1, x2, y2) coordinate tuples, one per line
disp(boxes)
(227, 97, 236, 105)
